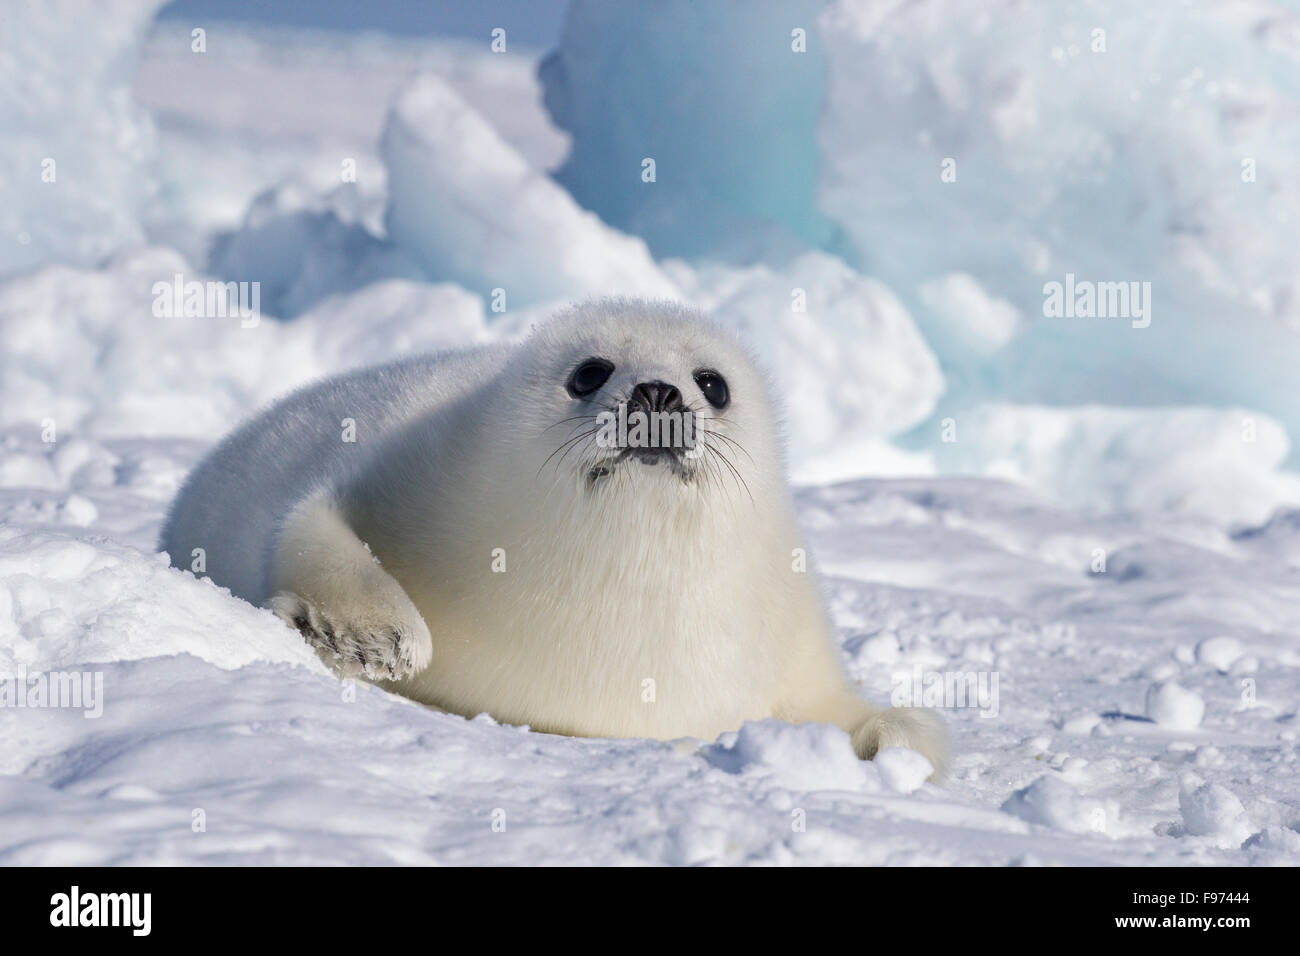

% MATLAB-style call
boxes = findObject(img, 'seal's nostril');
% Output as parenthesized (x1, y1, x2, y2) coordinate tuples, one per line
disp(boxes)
(632, 380, 683, 412)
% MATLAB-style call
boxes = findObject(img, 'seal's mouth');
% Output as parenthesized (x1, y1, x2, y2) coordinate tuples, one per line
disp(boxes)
(588, 446, 694, 483)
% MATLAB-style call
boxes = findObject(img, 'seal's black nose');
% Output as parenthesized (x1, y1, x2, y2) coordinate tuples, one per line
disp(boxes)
(630, 380, 683, 413)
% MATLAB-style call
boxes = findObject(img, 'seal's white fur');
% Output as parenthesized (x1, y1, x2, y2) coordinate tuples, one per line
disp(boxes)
(162, 299, 949, 775)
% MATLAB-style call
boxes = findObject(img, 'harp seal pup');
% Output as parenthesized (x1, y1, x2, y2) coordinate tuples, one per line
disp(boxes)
(161, 299, 949, 776)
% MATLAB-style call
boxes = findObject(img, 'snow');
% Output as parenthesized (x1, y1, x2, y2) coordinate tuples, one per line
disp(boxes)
(1, 4, 1298, 865)
(872, 748, 935, 795)
(916, 273, 1021, 360)
(540, 0, 836, 262)
(1000, 775, 1113, 836)
(3, 431, 1298, 864)
(1179, 781, 1254, 850)
(0, 247, 495, 440)
(670, 252, 945, 476)
(382, 73, 680, 307)
(814, 0, 1300, 484)
(1196, 637, 1244, 673)
(0, 0, 166, 277)
(703, 721, 881, 794)
(134, 26, 569, 264)
(206, 182, 421, 320)
(925, 403, 1300, 525)
(1146, 682, 1206, 731)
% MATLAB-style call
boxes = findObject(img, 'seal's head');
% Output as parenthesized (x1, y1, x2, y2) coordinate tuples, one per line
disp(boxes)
(501, 299, 785, 508)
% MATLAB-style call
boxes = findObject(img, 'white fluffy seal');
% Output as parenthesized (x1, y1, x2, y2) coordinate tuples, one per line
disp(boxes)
(161, 299, 948, 774)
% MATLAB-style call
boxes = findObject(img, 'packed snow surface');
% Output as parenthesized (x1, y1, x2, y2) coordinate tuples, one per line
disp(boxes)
(3, 441, 1298, 864)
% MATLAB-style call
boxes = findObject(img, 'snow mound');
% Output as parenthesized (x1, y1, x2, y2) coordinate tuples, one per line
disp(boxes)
(1000, 775, 1110, 835)
(0, 247, 314, 438)
(673, 251, 944, 474)
(0, 527, 320, 675)
(300, 279, 492, 370)
(1230, 508, 1300, 567)
(0, 0, 165, 276)
(1246, 827, 1300, 854)
(0, 246, 493, 439)
(381, 73, 680, 307)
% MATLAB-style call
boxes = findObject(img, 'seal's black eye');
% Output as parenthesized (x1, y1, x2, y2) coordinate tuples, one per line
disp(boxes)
(694, 369, 729, 409)
(567, 358, 614, 398)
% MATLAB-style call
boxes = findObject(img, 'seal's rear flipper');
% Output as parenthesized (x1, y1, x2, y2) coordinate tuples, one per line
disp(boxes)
(851, 706, 950, 782)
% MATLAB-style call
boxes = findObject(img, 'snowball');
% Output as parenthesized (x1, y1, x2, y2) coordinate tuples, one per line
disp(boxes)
(100, 784, 162, 802)
(56, 495, 98, 528)
(1060, 711, 1102, 735)
(852, 632, 902, 666)
(1195, 637, 1243, 672)
(873, 747, 934, 794)
(1179, 782, 1253, 849)
(1145, 681, 1205, 731)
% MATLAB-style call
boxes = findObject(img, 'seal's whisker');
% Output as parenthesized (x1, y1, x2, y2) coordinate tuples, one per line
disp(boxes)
(704, 438, 753, 505)
(541, 414, 599, 435)
(537, 427, 600, 478)
(699, 426, 753, 465)
(556, 427, 604, 474)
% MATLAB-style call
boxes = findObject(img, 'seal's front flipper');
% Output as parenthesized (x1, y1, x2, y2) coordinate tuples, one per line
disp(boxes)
(268, 495, 433, 681)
